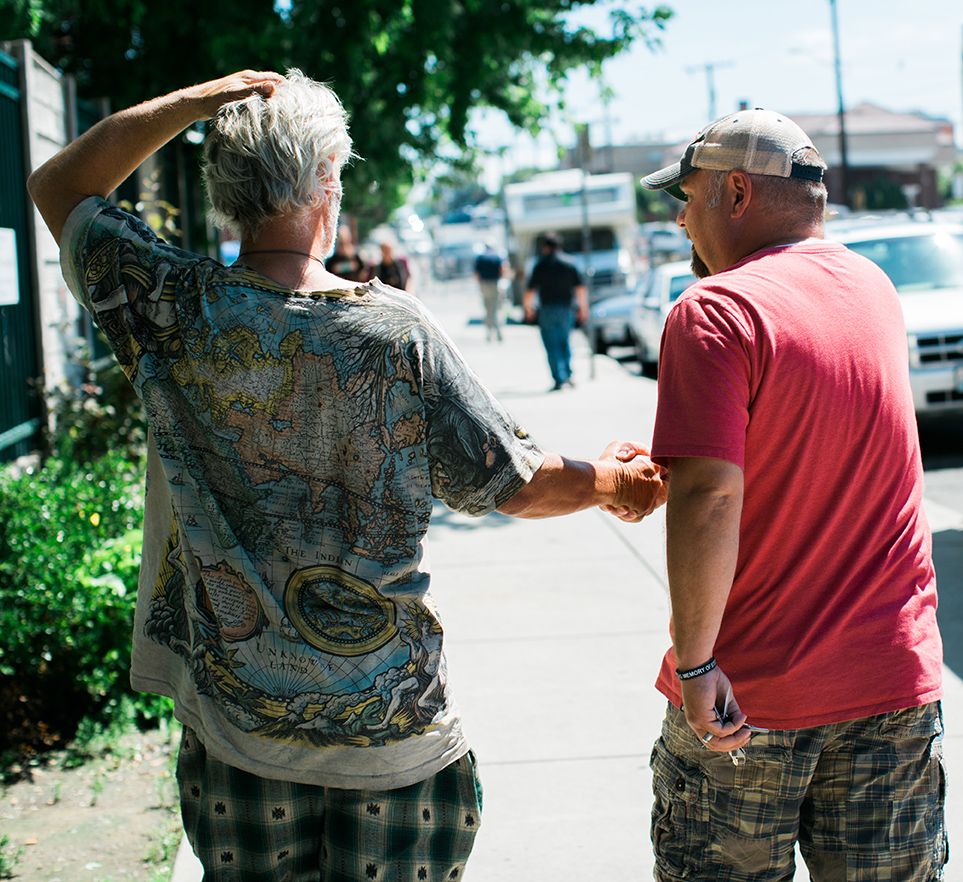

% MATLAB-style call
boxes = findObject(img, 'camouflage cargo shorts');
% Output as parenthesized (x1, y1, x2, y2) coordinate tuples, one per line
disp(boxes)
(651, 701, 947, 882)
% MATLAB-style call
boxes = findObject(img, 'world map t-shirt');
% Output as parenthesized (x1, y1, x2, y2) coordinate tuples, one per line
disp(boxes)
(61, 197, 544, 788)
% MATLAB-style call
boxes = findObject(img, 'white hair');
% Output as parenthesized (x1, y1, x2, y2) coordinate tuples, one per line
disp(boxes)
(202, 69, 355, 239)
(705, 170, 728, 209)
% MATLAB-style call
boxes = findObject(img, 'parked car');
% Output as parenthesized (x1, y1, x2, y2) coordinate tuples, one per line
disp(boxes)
(639, 222, 690, 268)
(432, 241, 482, 280)
(630, 259, 698, 375)
(586, 292, 635, 355)
(825, 216, 963, 418)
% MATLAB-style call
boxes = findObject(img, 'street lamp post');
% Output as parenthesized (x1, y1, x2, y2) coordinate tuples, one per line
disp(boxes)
(577, 124, 596, 378)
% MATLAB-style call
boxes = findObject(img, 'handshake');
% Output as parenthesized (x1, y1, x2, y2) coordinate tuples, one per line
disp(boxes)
(496, 440, 666, 522)
(598, 440, 668, 523)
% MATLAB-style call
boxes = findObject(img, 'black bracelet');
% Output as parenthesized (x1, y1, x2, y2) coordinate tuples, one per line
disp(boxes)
(676, 657, 717, 680)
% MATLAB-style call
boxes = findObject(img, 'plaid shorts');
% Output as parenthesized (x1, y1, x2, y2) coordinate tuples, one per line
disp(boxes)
(176, 726, 483, 882)
(651, 701, 947, 882)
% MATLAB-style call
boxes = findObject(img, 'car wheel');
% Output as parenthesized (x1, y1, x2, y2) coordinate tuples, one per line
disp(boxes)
(640, 358, 658, 379)
(633, 333, 657, 378)
(631, 331, 646, 363)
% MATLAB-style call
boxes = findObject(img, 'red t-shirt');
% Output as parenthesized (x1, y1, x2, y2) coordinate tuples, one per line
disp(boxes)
(651, 240, 942, 729)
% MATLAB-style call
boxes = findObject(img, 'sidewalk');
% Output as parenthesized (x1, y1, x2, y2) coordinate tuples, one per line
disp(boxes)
(173, 277, 963, 881)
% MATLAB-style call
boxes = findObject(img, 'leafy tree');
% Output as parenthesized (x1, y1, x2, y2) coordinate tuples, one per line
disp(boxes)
(636, 183, 674, 222)
(851, 174, 908, 212)
(938, 160, 963, 205)
(3, 0, 672, 232)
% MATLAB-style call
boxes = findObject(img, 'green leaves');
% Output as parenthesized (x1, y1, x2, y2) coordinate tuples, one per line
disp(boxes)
(0, 447, 145, 757)
(14, 0, 672, 232)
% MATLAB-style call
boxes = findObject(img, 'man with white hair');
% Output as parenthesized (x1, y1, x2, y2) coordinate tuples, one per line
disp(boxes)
(636, 108, 945, 882)
(28, 69, 666, 882)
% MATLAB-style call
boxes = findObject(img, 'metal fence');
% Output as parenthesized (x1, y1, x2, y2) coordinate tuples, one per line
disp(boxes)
(0, 48, 41, 463)
(0, 49, 206, 465)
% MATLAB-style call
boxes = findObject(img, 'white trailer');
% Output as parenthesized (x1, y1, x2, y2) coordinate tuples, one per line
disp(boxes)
(503, 169, 639, 304)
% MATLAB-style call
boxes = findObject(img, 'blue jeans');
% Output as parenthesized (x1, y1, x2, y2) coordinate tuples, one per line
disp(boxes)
(538, 304, 575, 385)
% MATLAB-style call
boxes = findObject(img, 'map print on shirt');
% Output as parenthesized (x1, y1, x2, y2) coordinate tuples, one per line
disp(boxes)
(64, 199, 542, 756)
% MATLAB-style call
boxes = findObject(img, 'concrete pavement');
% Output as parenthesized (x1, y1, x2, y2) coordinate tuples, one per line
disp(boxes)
(173, 276, 963, 881)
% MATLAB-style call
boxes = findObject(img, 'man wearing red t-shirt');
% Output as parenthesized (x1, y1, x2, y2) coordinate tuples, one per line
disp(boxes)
(636, 110, 946, 881)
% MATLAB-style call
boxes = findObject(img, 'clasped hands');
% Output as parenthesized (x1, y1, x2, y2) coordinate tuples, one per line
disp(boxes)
(598, 440, 667, 522)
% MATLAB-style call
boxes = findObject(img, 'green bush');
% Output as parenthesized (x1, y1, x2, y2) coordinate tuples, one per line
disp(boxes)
(44, 348, 148, 466)
(0, 449, 150, 759)
(0, 343, 170, 768)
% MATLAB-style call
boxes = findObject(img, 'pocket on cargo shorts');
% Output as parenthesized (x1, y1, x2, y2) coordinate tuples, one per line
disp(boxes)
(650, 738, 709, 879)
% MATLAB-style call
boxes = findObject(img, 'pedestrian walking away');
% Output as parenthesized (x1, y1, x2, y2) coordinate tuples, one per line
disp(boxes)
(370, 238, 411, 292)
(27, 68, 667, 882)
(325, 224, 368, 282)
(523, 233, 589, 390)
(474, 240, 505, 342)
(628, 108, 947, 882)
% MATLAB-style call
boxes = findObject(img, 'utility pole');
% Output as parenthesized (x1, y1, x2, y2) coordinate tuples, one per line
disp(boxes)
(577, 124, 596, 378)
(686, 61, 734, 121)
(830, 0, 851, 206)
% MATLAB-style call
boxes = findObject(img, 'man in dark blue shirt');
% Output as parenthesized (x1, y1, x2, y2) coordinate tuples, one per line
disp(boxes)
(523, 234, 589, 390)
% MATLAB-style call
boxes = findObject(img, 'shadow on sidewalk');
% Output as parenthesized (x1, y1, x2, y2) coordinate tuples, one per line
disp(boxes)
(919, 418, 963, 471)
(429, 504, 516, 533)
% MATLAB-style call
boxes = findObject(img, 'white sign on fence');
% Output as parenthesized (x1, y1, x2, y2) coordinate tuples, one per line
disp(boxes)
(0, 228, 20, 307)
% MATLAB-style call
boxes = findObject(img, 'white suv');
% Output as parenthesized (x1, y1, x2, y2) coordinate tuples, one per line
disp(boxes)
(825, 216, 963, 418)
(629, 259, 698, 376)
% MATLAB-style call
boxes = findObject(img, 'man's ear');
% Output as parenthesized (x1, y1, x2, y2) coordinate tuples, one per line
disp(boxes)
(728, 171, 752, 219)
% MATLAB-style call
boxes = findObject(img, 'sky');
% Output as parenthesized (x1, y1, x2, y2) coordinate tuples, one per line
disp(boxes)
(470, 0, 963, 181)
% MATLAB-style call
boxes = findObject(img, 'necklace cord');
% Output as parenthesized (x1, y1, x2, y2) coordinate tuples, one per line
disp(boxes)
(238, 249, 327, 265)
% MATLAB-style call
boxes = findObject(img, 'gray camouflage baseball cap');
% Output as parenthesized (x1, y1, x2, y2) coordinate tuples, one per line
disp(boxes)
(641, 109, 824, 201)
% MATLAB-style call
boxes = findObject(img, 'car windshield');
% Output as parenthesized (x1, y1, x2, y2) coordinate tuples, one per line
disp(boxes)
(844, 231, 963, 293)
(533, 228, 617, 255)
(668, 272, 697, 301)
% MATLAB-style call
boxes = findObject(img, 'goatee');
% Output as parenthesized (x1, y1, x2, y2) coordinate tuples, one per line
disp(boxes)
(690, 246, 711, 279)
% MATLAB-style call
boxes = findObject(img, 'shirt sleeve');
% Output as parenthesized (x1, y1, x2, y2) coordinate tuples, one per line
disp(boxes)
(651, 290, 753, 469)
(60, 196, 199, 383)
(412, 313, 545, 516)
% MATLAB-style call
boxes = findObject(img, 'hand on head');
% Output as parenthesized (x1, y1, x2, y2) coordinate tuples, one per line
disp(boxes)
(191, 70, 286, 120)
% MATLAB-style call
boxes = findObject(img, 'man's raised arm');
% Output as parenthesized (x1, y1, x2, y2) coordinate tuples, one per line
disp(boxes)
(27, 71, 283, 244)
